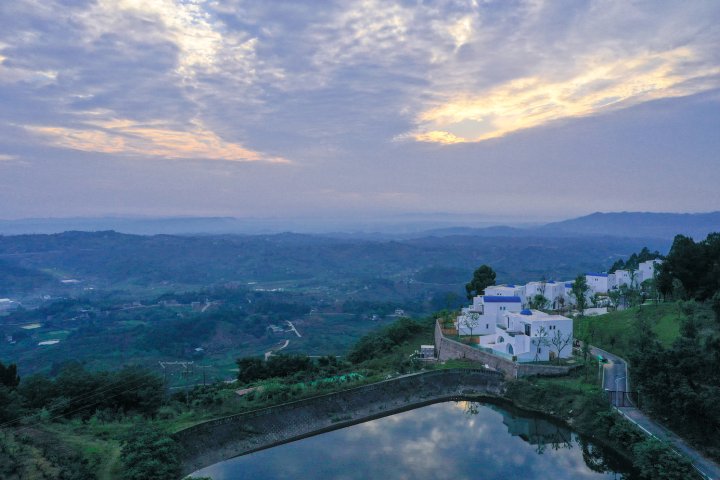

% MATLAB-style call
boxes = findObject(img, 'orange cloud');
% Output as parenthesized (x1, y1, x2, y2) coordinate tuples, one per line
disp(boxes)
(410, 47, 720, 144)
(28, 119, 289, 163)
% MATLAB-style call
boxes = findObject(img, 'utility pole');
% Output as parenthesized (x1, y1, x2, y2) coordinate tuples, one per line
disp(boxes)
(158, 361, 195, 404)
(197, 365, 211, 387)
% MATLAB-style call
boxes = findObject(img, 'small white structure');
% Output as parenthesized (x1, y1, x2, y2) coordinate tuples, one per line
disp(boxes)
(638, 259, 662, 283)
(485, 284, 525, 298)
(492, 309, 574, 362)
(419, 345, 435, 359)
(524, 281, 566, 309)
(609, 269, 633, 289)
(585, 273, 609, 294)
(456, 295, 522, 339)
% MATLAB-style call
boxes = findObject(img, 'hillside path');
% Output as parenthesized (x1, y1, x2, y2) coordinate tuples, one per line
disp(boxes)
(591, 346, 720, 480)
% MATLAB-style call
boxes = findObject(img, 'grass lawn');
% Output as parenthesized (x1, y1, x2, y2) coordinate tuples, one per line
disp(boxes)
(573, 303, 686, 359)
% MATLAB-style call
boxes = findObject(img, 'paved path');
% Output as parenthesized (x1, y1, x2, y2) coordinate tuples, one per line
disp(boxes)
(286, 320, 302, 338)
(591, 346, 720, 480)
(264, 339, 290, 361)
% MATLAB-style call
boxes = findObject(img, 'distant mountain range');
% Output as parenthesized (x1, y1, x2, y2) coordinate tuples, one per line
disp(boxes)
(0, 211, 718, 240)
(405, 211, 720, 240)
(536, 212, 720, 239)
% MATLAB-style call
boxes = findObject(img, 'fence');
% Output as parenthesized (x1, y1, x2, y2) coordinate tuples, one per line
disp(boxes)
(606, 390, 640, 408)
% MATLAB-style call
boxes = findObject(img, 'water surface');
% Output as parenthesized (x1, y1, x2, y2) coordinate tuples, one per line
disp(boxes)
(193, 401, 635, 479)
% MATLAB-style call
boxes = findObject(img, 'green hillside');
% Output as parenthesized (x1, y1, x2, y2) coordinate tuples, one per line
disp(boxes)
(574, 303, 686, 359)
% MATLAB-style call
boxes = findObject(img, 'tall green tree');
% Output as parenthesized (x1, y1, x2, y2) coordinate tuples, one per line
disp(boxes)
(0, 362, 20, 388)
(465, 265, 496, 300)
(571, 275, 590, 315)
(632, 439, 693, 480)
(657, 233, 720, 300)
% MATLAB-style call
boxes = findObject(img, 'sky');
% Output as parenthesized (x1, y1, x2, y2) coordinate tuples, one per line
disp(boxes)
(1, 0, 719, 223)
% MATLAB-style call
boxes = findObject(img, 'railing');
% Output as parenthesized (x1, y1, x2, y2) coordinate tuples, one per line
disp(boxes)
(606, 390, 640, 408)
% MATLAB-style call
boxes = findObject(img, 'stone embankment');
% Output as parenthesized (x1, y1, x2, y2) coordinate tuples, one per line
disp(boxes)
(434, 321, 576, 378)
(175, 368, 504, 475)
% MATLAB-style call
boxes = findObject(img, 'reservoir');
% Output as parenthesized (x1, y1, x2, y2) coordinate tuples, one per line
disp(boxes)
(192, 401, 636, 479)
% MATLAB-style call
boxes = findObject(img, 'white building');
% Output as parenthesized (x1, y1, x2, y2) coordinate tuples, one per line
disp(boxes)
(456, 295, 522, 339)
(485, 284, 525, 299)
(419, 345, 435, 359)
(609, 269, 633, 289)
(455, 294, 574, 363)
(492, 309, 574, 362)
(585, 273, 609, 294)
(638, 259, 662, 283)
(523, 281, 566, 309)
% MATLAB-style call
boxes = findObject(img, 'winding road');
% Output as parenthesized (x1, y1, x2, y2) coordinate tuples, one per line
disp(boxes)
(592, 346, 720, 480)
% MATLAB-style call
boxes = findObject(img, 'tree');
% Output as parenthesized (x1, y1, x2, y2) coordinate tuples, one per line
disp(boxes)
(0, 362, 20, 389)
(532, 326, 550, 362)
(581, 338, 592, 381)
(712, 291, 720, 324)
(550, 329, 573, 364)
(529, 294, 549, 310)
(571, 275, 590, 315)
(632, 439, 693, 480)
(608, 290, 622, 311)
(460, 312, 480, 338)
(465, 265, 496, 300)
(121, 423, 182, 480)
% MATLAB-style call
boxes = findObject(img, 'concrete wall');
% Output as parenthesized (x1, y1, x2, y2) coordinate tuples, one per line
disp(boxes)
(176, 368, 505, 475)
(434, 321, 575, 378)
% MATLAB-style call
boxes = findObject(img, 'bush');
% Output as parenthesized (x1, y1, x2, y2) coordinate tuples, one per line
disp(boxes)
(121, 423, 182, 480)
(632, 439, 694, 479)
(347, 317, 423, 364)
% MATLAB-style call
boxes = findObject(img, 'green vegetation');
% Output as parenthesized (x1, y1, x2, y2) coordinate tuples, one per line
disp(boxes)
(629, 301, 720, 461)
(571, 274, 590, 314)
(610, 247, 663, 273)
(465, 264, 496, 299)
(657, 233, 720, 301)
(237, 354, 340, 384)
(0, 315, 438, 479)
(347, 317, 426, 364)
(2, 229, 717, 479)
(574, 303, 684, 359)
(505, 369, 699, 479)
(0, 286, 404, 378)
(120, 423, 182, 480)
(580, 234, 720, 463)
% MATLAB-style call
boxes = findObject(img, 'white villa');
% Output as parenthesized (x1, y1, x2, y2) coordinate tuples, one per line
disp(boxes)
(457, 295, 522, 337)
(585, 273, 610, 294)
(449, 256, 662, 362)
(456, 295, 573, 362)
(495, 309, 573, 362)
(638, 259, 660, 283)
(586, 259, 662, 294)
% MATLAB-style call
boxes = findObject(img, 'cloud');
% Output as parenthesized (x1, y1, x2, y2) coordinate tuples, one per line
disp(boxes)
(1, 0, 719, 218)
(0, 154, 17, 161)
(0, 45, 58, 86)
(409, 47, 720, 144)
(27, 119, 289, 163)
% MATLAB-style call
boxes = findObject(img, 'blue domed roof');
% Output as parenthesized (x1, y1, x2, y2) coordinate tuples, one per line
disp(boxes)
(520, 309, 532, 315)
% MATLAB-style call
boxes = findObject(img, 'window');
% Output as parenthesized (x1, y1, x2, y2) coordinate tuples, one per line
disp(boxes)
(486, 324, 489, 329)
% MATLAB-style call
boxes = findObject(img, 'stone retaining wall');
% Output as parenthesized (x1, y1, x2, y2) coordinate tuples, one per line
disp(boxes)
(175, 368, 504, 475)
(434, 321, 575, 378)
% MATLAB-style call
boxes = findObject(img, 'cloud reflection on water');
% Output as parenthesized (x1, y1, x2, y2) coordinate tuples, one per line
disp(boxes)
(193, 401, 632, 480)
